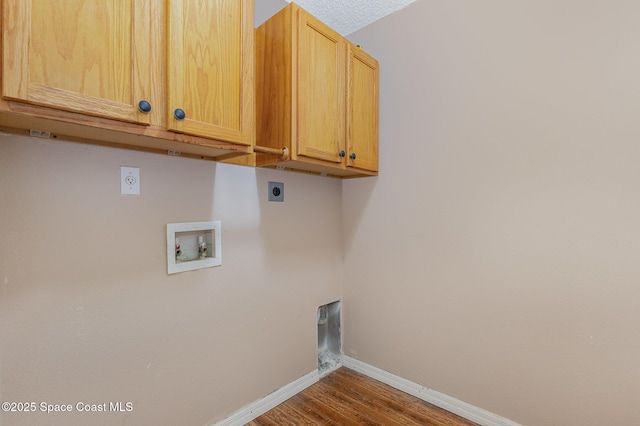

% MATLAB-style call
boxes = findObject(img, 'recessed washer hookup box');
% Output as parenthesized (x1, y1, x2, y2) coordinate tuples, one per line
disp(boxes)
(167, 221, 221, 274)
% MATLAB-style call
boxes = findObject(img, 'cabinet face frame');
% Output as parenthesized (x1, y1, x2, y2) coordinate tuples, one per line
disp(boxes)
(295, 7, 346, 165)
(2, 0, 152, 125)
(166, 0, 254, 146)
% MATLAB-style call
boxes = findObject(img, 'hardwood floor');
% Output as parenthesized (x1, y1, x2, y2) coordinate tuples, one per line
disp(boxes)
(247, 368, 479, 426)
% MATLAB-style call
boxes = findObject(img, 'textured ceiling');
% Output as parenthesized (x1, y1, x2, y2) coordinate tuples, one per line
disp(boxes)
(285, 0, 418, 35)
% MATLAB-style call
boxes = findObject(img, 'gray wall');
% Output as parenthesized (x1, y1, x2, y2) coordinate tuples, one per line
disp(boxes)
(343, 1, 640, 425)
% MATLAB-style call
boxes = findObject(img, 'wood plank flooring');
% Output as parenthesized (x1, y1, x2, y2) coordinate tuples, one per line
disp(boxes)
(247, 368, 479, 426)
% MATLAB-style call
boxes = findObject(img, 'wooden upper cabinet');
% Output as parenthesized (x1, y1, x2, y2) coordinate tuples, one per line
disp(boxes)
(254, 3, 378, 177)
(297, 8, 346, 164)
(2, 0, 152, 125)
(167, 0, 254, 146)
(347, 45, 379, 172)
(0, 0, 254, 159)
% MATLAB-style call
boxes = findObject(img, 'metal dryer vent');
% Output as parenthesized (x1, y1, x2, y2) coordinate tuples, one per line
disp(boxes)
(317, 301, 341, 375)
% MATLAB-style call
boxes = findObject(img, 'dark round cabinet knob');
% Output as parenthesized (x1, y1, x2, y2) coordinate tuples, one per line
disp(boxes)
(174, 108, 186, 120)
(350, 153, 357, 160)
(138, 100, 152, 113)
(339, 150, 346, 157)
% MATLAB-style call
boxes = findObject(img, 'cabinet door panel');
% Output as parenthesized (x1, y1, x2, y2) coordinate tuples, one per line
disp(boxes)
(2, 0, 151, 124)
(297, 9, 345, 163)
(347, 46, 379, 172)
(167, 0, 253, 146)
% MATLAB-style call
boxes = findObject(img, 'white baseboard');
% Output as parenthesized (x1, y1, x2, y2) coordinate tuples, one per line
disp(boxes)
(213, 369, 320, 426)
(214, 356, 520, 426)
(343, 356, 521, 426)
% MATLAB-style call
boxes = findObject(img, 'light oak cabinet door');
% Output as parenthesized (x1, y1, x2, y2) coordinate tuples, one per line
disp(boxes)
(2, 0, 152, 125)
(167, 0, 254, 146)
(297, 9, 346, 163)
(347, 45, 379, 172)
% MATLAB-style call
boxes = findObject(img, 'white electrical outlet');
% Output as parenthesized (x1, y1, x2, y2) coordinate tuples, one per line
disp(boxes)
(121, 166, 140, 195)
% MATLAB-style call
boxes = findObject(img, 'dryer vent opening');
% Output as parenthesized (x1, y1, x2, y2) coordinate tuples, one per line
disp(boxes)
(317, 301, 341, 374)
